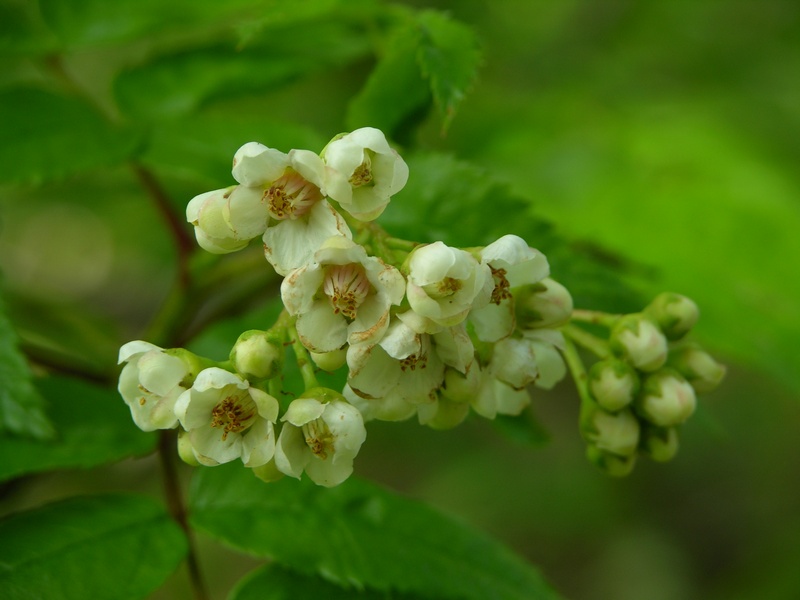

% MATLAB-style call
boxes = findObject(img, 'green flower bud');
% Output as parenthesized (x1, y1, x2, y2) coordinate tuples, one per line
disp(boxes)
(418, 396, 470, 430)
(514, 277, 573, 329)
(252, 459, 285, 483)
(310, 349, 347, 372)
(635, 368, 696, 426)
(583, 406, 640, 457)
(230, 330, 283, 380)
(586, 445, 636, 477)
(609, 314, 668, 372)
(645, 292, 699, 340)
(588, 358, 640, 412)
(668, 345, 726, 394)
(639, 424, 679, 462)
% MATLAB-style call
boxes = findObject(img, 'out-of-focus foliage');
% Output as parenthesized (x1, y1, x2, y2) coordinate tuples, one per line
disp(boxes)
(1, 0, 798, 599)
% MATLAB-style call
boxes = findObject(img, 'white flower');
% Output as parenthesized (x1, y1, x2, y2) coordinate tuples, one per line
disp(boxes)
(610, 315, 668, 372)
(404, 242, 493, 333)
(343, 384, 417, 423)
(118, 341, 188, 431)
(274, 392, 367, 487)
(281, 237, 405, 353)
(186, 186, 262, 254)
(174, 368, 279, 467)
(323, 127, 409, 221)
(521, 328, 568, 389)
(487, 329, 566, 391)
(469, 235, 550, 342)
(471, 374, 531, 419)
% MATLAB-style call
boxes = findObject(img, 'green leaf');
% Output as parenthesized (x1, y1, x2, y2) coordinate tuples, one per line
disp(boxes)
(231, 564, 426, 600)
(0, 290, 54, 440)
(0, 493, 187, 600)
(0, 1, 58, 56)
(115, 20, 370, 121)
(346, 21, 432, 141)
(0, 376, 156, 483)
(190, 464, 560, 600)
(142, 111, 327, 188)
(38, 0, 264, 49)
(415, 10, 482, 132)
(0, 88, 139, 184)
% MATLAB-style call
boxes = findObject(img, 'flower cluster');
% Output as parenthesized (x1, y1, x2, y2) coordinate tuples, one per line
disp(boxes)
(118, 127, 725, 486)
(574, 293, 726, 476)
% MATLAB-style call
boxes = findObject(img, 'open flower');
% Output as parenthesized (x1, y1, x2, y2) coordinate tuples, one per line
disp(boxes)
(404, 241, 493, 333)
(469, 235, 550, 342)
(323, 127, 409, 221)
(274, 390, 366, 487)
(118, 341, 189, 431)
(174, 368, 279, 467)
(281, 237, 405, 352)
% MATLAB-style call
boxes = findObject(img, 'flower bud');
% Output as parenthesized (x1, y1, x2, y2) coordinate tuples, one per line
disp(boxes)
(252, 459, 285, 483)
(645, 292, 699, 340)
(515, 278, 573, 329)
(230, 330, 283, 380)
(635, 368, 696, 426)
(588, 358, 640, 412)
(177, 429, 200, 466)
(609, 314, 668, 372)
(310, 349, 347, 372)
(583, 406, 640, 457)
(668, 345, 726, 394)
(585, 445, 636, 477)
(418, 396, 470, 430)
(639, 424, 679, 462)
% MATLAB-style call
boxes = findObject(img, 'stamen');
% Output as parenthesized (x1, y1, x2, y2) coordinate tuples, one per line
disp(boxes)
(323, 264, 371, 320)
(210, 394, 256, 441)
(264, 169, 323, 220)
(424, 276, 463, 299)
(349, 152, 374, 187)
(490, 266, 512, 305)
(302, 419, 334, 459)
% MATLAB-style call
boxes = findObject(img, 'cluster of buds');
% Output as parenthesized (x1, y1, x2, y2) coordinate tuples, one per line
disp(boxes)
(117, 127, 725, 487)
(575, 293, 726, 476)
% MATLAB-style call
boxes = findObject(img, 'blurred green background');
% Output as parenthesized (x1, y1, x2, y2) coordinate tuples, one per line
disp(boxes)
(2, 1, 799, 599)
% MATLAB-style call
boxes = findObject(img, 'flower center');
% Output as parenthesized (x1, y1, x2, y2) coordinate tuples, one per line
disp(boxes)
(323, 264, 371, 320)
(399, 336, 430, 372)
(210, 394, 256, 441)
(302, 419, 334, 459)
(264, 169, 323, 220)
(490, 266, 512, 305)
(349, 151, 374, 188)
(424, 276, 463, 300)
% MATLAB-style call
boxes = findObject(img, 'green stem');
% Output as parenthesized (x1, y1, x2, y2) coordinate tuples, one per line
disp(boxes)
(287, 318, 319, 390)
(563, 324, 612, 359)
(158, 431, 210, 600)
(570, 309, 622, 328)
(562, 336, 596, 428)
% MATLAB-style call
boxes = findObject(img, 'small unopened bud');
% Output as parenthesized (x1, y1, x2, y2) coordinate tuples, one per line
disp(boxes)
(610, 314, 668, 372)
(635, 368, 696, 426)
(440, 366, 481, 403)
(515, 278, 573, 329)
(310, 349, 347, 372)
(645, 292, 699, 340)
(586, 445, 636, 477)
(418, 396, 470, 430)
(177, 429, 200, 466)
(251, 459, 285, 483)
(588, 358, 640, 412)
(668, 345, 726, 394)
(230, 330, 283, 380)
(640, 424, 679, 462)
(583, 406, 640, 457)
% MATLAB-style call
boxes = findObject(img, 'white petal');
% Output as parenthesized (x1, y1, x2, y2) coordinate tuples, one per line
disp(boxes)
(193, 368, 247, 393)
(191, 425, 242, 464)
(250, 388, 280, 423)
(224, 185, 269, 240)
(289, 149, 326, 191)
(296, 300, 349, 353)
(433, 324, 474, 373)
(137, 351, 187, 397)
(232, 142, 288, 187)
(274, 425, 309, 478)
(469, 301, 515, 343)
(530, 340, 567, 390)
(491, 338, 538, 389)
(408, 242, 456, 286)
(347, 343, 401, 399)
(348, 295, 390, 347)
(282, 397, 325, 427)
(305, 453, 354, 487)
(281, 264, 324, 316)
(241, 419, 275, 467)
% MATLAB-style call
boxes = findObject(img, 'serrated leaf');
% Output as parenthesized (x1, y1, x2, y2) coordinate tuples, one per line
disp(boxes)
(0, 376, 156, 483)
(0, 88, 139, 184)
(190, 464, 560, 600)
(415, 10, 481, 132)
(0, 494, 187, 600)
(0, 290, 54, 440)
(231, 564, 427, 600)
(346, 22, 432, 141)
(38, 0, 264, 49)
(115, 20, 370, 121)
